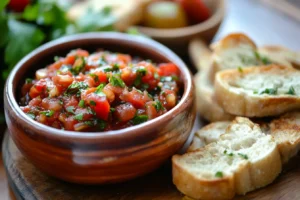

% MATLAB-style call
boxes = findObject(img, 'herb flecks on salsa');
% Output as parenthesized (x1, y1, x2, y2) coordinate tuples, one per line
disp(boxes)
(20, 49, 183, 132)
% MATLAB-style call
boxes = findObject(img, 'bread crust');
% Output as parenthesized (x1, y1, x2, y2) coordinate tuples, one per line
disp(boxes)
(214, 65, 300, 117)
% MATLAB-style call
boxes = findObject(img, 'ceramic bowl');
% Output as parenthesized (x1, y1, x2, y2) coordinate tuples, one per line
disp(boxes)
(4, 32, 196, 184)
(136, 0, 226, 55)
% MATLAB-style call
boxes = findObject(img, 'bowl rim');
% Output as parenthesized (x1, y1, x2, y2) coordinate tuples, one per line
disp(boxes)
(5, 32, 193, 141)
(135, 0, 226, 38)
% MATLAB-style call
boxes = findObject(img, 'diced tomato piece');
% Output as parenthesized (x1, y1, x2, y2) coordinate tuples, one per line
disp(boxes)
(29, 79, 47, 98)
(158, 63, 180, 77)
(120, 88, 151, 109)
(145, 101, 159, 119)
(138, 62, 160, 89)
(28, 96, 42, 107)
(117, 54, 132, 64)
(69, 49, 89, 57)
(63, 55, 76, 65)
(85, 93, 110, 120)
(121, 68, 137, 86)
(63, 96, 79, 109)
(41, 98, 63, 112)
(52, 75, 74, 88)
(94, 71, 108, 83)
(64, 116, 77, 131)
(114, 103, 136, 122)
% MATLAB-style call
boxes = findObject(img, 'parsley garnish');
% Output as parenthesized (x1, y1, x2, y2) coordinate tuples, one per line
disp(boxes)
(74, 113, 83, 121)
(89, 73, 99, 82)
(136, 67, 147, 76)
(66, 106, 75, 114)
(238, 153, 248, 160)
(223, 150, 234, 157)
(109, 75, 125, 88)
(110, 108, 115, 112)
(78, 100, 85, 108)
(70, 57, 85, 75)
(65, 82, 89, 96)
(95, 84, 106, 97)
(254, 51, 272, 65)
(90, 100, 96, 106)
(97, 119, 107, 130)
(215, 171, 223, 178)
(260, 88, 277, 95)
(238, 66, 243, 73)
(40, 110, 54, 117)
(132, 115, 148, 125)
(25, 78, 33, 84)
(153, 100, 163, 112)
(286, 86, 296, 95)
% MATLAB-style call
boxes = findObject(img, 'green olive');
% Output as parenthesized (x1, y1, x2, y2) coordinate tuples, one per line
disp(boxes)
(144, 1, 188, 29)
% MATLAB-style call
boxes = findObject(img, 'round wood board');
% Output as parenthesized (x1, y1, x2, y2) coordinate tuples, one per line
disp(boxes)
(3, 127, 300, 200)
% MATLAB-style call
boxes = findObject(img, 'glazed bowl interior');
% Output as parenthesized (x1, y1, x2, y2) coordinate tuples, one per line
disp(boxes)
(6, 32, 193, 149)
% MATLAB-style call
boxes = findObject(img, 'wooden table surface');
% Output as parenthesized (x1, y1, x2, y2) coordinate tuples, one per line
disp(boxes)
(1, 0, 299, 199)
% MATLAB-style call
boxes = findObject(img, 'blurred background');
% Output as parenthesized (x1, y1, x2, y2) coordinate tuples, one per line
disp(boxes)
(1, 0, 300, 135)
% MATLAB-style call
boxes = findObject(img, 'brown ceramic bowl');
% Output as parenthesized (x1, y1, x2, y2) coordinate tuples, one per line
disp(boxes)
(136, 0, 226, 55)
(4, 32, 196, 184)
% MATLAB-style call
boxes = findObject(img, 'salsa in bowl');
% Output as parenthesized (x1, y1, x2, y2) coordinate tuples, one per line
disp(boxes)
(4, 33, 195, 184)
(20, 49, 183, 132)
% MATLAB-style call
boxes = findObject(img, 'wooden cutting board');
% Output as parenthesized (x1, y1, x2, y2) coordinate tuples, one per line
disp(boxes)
(3, 129, 300, 200)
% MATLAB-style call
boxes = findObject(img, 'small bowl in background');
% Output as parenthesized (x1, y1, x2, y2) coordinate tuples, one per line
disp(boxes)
(4, 32, 196, 184)
(136, 0, 226, 55)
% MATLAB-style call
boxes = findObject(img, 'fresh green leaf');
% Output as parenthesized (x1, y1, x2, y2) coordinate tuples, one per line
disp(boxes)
(89, 73, 99, 82)
(65, 82, 88, 95)
(70, 57, 85, 75)
(132, 115, 148, 125)
(286, 86, 296, 95)
(109, 75, 125, 88)
(0, 0, 9, 11)
(90, 100, 96, 106)
(95, 83, 106, 97)
(78, 100, 85, 108)
(260, 88, 277, 95)
(110, 107, 115, 112)
(66, 106, 75, 114)
(4, 18, 45, 79)
(238, 66, 243, 73)
(76, 7, 116, 32)
(25, 78, 33, 84)
(215, 171, 223, 178)
(223, 150, 234, 157)
(74, 113, 83, 121)
(153, 100, 163, 112)
(40, 110, 54, 117)
(97, 119, 107, 130)
(238, 153, 248, 160)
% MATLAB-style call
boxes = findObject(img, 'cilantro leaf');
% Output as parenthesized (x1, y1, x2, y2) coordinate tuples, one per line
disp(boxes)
(74, 113, 83, 121)
(109, 75, 125, 88)
(260, 88, 277, 95)
(40, 110, 54, 117)
(66, 106, 75, 114)
(153, 100, 163, 112)
(95, 83, 106, 97)
(215, 171, 223, 178)
(286, 86, 296, 95)
(65, 82, 88, 95)
(132, 115, 148, 125)
(3, 18, 45, 79)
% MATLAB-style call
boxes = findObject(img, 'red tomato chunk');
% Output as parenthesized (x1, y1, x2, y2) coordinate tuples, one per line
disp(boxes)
(19, 49, 183, 132)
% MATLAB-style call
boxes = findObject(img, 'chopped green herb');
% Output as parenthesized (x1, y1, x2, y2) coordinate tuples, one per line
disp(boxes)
(112, 63, 120, 70)
(40, 110, 54, 117)
(109, 75, 125, 88)
(238, 66, 243, 73)
(253, 90, 258, 94)
(260, 88, 277, 95)
(95, 84, 106, 97)
(78, 100, 85, 108)
(215, 171, 223, 178)
(66, 106, 75, 114)
(141, 83, 149, 90)
(26, 113, 35, 119)
(87, 107, 96, 115)
(238, 153, 248, 160)
(134, 75, 142, 86)
(153, 100, 163, 112)
(132, 115, 148, 125)
(84, 121, 94, 126)
(136, 67, 147, 76)
(97, 119, 107, 130)
(25, 78, 33, 84)
(171, 75, 179, 81)
(90, 100, 96, 106)
(261, 56, 272, 65)
(74, 113, 83, 121)
(70, 57, 85, 75)
(223, 150, 234, 157)
(89, 73, 99, 82)
(286, 86, 296, 95)
(110, 108, 116, 112)
(65, 82, 89, 96)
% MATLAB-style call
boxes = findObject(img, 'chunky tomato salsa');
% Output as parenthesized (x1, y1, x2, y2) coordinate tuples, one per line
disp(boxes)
(20, 49, 183, 131)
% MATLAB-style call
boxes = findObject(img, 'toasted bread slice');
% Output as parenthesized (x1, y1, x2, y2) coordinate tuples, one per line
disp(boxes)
(67, 0, 150, 31)
(188, 121, 231, 152)
(215, 64, 300, 117)
(269, 112, 300, 164)
(210, 33, 261, 77)
(173, 117, 281, 199)
(259, 45, 300, 69)
(195, 69, 235, 122)
(189, 38, 213, 71)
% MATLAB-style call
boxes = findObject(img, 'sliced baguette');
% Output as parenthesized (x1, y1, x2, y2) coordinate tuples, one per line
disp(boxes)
(189, 38, 213, 71)
(269, 112, 300, 164)
(172, 117, 281, 200)
(210, 33, 261, 77)
(195, 68, 235, 122)
(188, 121, 231, 152)
(215, 64, 300, 117)
(259, 45, 300, 69)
